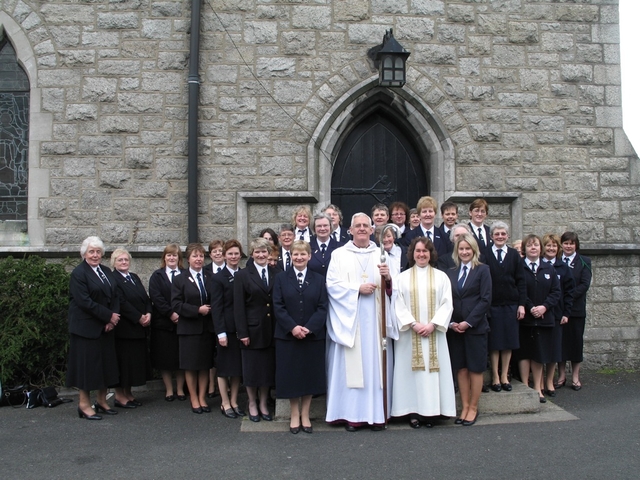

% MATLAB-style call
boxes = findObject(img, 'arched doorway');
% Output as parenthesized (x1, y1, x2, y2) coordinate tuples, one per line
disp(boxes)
(331, 111, 429, 223)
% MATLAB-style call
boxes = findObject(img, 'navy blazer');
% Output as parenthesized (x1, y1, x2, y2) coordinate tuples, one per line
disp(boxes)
(171, 269, 214, 336)
(469, 223, 493, 257)
(210, 267, 239, 336)
(272, 268, 328, 341)
(402, 224, 450, 258)
(521, 259, 562, 328)
(307, 236, 339, 278)
(113, 271, 152, 339)
(446, 263, 492, 335)
(547, 259, 575, 321)
(68, 260, 120, 339)
(333, 227, 350, 246)
(486, 247, 527, 307)
(148, 268, 184, 332)
(204, 262, 225, 276)
(565, 253, 592, 317)
(233, 262, 276, 349)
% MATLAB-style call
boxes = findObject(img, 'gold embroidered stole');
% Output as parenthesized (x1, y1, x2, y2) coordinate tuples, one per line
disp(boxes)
(410, 266, 439, 372)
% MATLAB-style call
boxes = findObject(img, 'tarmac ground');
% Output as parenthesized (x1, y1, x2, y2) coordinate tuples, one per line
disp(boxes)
(1, 371, 638, 479)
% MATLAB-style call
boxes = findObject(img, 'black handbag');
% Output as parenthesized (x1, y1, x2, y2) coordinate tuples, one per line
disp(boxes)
(0, 383, 29, 408)
(26, 386, 72, 409)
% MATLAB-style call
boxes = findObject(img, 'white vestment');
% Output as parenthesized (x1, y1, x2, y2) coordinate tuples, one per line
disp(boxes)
(325, 241, 399, 424)
(391, 265, 456, 417)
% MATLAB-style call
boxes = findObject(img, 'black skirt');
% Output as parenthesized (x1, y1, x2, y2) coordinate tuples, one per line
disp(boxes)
(447, 331, 488, 373)
(275, 338, 326, 398)
(150, 328, 180, 371)
(488, 305, 520, 351)
(241, 347, 275, 388)
(518, 325, 554, 364)
(215, 335, 242, 377)
(549, 322, 563, 363)
(179, 331, 214, 371)
(561, 316, 586, 363)
(66, 332, 119, 391)
(114, 338, 151, 387)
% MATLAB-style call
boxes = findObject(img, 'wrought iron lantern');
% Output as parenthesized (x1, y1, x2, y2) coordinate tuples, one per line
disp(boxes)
(375, 29, 410, 87)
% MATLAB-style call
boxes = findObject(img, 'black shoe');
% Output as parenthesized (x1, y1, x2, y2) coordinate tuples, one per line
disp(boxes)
(462, 413, 478, 426)
(501, 383, 513, 392)
(192, 407, 203, 414)
(539, 396, 547, 404)
(424, 421, 434, 428)
(571, 382, 582, 391)
(345, 424, 358, 432)
(554, 379, 566, 389)
(290, 426, 300, 434)
(114, 399, 136, 409)
(260, 412, 273, 421)
(454, 417, 463, 425)
(221, 406, 237, 418)
(249, 414, 260, 422)
(165, 394, 175, 402)
(129, 399, 142, 407)
(77, 407, 102, 420)
(176, 394, 187, 401)
(490, 384, 502, 392)
(481, 384, 490, 393)
(302, 425, 313, 434)
(93, 403, 117, 415)
(370, 424, 384, 431)
(207, 391, 218, 399)
(201, 405, 211, 413)
(409, 419, 421, 429)
(544, 389, 556, 397)
(232, 406, 246, 417)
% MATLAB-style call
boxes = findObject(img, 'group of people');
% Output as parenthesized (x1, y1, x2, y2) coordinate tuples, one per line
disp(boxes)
(65, 197, 591, 432)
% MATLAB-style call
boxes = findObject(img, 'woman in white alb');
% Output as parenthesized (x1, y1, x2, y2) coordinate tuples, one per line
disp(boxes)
(391, 236, 455, 428)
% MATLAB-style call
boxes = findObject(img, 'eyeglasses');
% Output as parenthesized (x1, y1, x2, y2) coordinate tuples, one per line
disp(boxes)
(391, 212, 406, 217)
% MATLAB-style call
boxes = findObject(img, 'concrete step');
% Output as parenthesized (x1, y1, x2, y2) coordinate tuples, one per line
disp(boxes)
(275, 379, 541, 420)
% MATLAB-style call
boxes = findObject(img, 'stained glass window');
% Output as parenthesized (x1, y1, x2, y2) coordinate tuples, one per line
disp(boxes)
(0, 37, 30, 221)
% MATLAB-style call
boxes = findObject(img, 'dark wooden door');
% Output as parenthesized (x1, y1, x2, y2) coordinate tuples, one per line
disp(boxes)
(331, 112, 429, 225)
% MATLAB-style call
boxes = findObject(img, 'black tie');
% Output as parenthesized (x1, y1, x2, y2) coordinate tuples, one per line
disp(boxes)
(170, 270, 176, 283)
(125, 274, 134, 285)
(261, 268, 268, 287)
(332, 232, 338, 242)
(564, 257, 570, 265)
(477, 228, 485, 247)
(298, 229, 306, 240)
(497, 249, 503, 263)
(97, 267, 110, 285)
(426, 230, 432, 240)
(196, 273, 206, 304)
(531, 262, 537, 274)
(297, 272, 303, 287)
(320, 243, 326, 258)
(285, 251, 291, 270)
(458, 266, 468, 290)
(216, 266, 222, 273)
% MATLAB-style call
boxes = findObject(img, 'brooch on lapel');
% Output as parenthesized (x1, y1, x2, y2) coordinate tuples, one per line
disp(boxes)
(189, 277, 195, 283)
(544, 274, 550, 279)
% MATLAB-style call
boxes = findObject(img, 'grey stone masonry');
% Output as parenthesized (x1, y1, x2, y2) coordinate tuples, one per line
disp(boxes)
(0, 1, 639, 368)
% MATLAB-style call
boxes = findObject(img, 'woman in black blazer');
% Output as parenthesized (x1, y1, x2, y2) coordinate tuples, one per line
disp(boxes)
(541, 234, 575, 397)
(171, 243, 214, 414)
(148, 243, 186, 402)
(308, 213, 339, 278)
(446, 233, 492, 426)
(518, 234, 561, 403)
(273, 240, 328, 434)
(557, 231, 592, 391)
(486, 221, 526, 392)
(110, 249, 152, 409)
(210, 239, 245, 419)
(234, 238, 277, 422)
(66, 236, 120, 420)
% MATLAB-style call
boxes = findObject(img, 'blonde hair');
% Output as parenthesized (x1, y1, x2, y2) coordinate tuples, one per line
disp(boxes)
(452, 233, 481, 268)
(110, 248, 131, 268)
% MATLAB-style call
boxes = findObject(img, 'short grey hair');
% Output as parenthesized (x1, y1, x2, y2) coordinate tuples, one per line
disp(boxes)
(250, 237, 272, 255)
(350, 212, 373, 227)
(311, 213, 334, 234)
(80, 236, 105, 257)
(490, 221, 510, 236)
(448, 223, 471, 242)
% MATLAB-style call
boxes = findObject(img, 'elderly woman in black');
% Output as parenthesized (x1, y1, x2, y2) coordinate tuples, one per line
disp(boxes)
(110, 248, 152, 409)
(171, 243, 214, 414)
(148, 243, 186, 401)
(234, 238, 277, 422)
(274, 240, 328, 434)
(66, 236, 120, 420)
(211, 239, 245, 419)
(446, 233, 491, 426)
(519, 234, 561, 403)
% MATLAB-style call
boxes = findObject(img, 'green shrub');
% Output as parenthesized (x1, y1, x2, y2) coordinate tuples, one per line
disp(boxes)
(0, 256, 72, 387)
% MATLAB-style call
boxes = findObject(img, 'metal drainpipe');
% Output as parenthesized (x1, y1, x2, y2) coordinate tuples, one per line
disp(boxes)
(187, 0, 202, 243)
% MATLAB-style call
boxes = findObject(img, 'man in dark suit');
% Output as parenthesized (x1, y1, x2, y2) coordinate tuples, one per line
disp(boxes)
(440, 200, 459, 250)
(468, 198, 493, 257)
(557, 232, 592, 391)
(402, 196, 450, 259)
(277, 223, 295, 272)
(323, 204, 350, 245)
